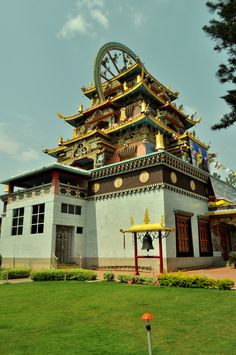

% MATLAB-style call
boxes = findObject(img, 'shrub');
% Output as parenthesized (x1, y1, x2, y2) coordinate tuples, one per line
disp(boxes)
(0, 267, 31, 280)
(228, 252, 236, 268)
(118, 274, 155, 285)
(118, 274, 132, 283)
(30, 268, 97, 281)
(216, 279, 234, 290)
(103, 272, 115, 281)
(158, 273, 234, 290)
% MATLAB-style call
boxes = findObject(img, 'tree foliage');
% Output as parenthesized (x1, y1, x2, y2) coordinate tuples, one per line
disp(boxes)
(203, 0, 236, 129)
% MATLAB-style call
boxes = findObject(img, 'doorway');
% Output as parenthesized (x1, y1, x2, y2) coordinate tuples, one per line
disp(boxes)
(55, 225, 73, 263)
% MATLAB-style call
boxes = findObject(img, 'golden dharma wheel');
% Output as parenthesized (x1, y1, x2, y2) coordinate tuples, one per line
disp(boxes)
(139, 171, 149, 183)
(114, 177, 123, 189)
(190, 180, 196, 191)
(170, 172, 177, 184)
(92, 183, 100, 193)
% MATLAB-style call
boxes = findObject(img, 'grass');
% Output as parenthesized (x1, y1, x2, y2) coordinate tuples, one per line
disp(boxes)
(0, 282, 235, 354)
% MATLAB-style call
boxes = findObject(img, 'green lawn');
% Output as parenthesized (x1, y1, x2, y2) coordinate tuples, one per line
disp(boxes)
(0, 282, 235, 354)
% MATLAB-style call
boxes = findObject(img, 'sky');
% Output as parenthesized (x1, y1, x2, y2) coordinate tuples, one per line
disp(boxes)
(0, 0, 235, 202)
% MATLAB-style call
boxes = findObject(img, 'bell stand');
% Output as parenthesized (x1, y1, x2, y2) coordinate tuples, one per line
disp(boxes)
(134, 231, 164, 275)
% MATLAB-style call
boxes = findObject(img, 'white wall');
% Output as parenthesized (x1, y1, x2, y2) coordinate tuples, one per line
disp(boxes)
(0, 194, 54, 259)
(86, 188, 165, 259)
(163, 189, 209, 259)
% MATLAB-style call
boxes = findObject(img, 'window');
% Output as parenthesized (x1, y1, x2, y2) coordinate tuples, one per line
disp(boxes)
(76, 227, 83, 234)
(61, 203, 81, 215)
(12, 208, 24, 236)
(31, 203, 45, 234)
(175, 212, 193, 257)
(198, 219, 213, 256)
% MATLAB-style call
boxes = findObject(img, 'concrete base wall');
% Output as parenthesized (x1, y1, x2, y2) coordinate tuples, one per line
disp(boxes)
(83, 256, 161, 273)
(167, 256, 224, 272)
(1, 258, 52, 269)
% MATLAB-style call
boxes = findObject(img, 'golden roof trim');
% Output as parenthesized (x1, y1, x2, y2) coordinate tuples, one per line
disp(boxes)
(45, 146, 66, 155)
(111, 80, 166, 105)
(57, 100, 112, 122)
(179, 132, 209, 149)
(208, 210, 236, 216)
(83, 63, 141, 94)
(123, 223, 175, 233)
(104, 113, 179, 137)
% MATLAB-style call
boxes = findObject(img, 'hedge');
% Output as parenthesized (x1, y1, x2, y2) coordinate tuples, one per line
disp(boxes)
(118, 273, 234, 290)
(30, 268, 97, 281)
(103, 272, 115, 281)
(0, 267, 31, 280)
(158, 273, 234, 290)
(118, 274, 155, 285)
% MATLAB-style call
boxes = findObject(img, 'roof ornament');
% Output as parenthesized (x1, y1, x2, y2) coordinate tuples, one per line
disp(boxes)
(144, 208, 150, 224)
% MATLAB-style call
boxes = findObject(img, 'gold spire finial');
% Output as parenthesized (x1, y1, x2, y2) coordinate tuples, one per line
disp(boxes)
(88, 81, 93, 89)
(161, 214, 166, 227)
(5, 184, 10, 193)
(130, 217, 135, 226)
(144, 209, 150, 224)
(57, 112, 64, 119)
(58, 136, 63, 145)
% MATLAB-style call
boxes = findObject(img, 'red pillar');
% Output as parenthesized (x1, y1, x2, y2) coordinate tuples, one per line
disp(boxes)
(52, 171, 60, 194)
(7, 184, 14, 204)
(134, 232, 139, 275)
(158, 231, 163, 274)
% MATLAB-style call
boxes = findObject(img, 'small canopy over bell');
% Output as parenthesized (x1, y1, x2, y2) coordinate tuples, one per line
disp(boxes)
(141, 232, 154, 251)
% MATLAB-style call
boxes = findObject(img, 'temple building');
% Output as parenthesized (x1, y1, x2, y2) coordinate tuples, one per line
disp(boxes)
(0, 42, 236, 272)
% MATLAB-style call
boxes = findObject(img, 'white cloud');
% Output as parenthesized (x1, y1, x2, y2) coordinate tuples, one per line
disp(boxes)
(77, 0, 104, 10)
(132, 12, 147, 28)
(16, 148, 39, 162)
(0, 123, 39, 162)
(58, 14, 90, 39)
(58, 0, 109, 39)
(91, 9, 109, 29)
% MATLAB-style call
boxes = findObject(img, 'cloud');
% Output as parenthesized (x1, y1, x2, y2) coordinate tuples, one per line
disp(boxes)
(58, 14, 91, 39)
(58, 0, 109, 39)
(16, 148, 39, 162)
(91, 9, 109, 29)
(0, 123, 39, 162)
(132, 12, 147, 28)
(77, 0, 104, 10)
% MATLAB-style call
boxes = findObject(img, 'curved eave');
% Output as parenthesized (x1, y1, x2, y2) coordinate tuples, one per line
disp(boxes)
(123, 223, 175, 233)
(104, 113, 180, 137)
(180, 133, 209, 150)
(43, 146, 66, 158)
(83, 62, 177, 102)
(83, 63, 142, 98)
(63, 129, 110, 146)
(162, 103, 189, 121)
(111, 81, 166, 105)
(207, 210, 236, 217)
(57, 100, 116, 127)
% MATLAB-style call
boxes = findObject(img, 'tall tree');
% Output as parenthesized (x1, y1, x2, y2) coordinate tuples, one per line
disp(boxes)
(203, 0, 236, 129)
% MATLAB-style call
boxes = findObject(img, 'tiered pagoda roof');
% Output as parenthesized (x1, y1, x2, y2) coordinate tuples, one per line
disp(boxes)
(43, 42, 209, 172)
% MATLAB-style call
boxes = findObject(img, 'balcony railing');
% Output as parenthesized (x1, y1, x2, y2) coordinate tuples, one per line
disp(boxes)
(10, 183, 52, 202)
(58, 183, 87, 199)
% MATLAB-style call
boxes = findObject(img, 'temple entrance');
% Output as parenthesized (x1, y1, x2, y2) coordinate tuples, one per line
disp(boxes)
(219, 224, 231, 260)
(55, 225, 73, 263)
